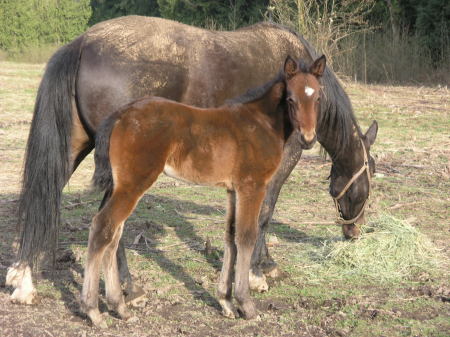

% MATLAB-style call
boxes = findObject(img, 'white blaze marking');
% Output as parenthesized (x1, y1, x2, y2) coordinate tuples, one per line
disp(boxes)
(305, 86, 315, 97)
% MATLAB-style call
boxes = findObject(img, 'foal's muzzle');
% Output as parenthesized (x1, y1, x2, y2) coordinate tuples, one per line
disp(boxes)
(299, 131, 317, 149)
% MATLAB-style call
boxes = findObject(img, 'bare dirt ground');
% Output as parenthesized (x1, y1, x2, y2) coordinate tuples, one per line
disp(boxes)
(0, 61, 449, 337)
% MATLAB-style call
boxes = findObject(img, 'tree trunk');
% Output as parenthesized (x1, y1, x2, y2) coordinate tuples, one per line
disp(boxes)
(386, 0, 399, 41)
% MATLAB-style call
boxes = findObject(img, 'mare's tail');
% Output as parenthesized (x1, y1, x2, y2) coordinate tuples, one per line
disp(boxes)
(17, 36, 84, 266)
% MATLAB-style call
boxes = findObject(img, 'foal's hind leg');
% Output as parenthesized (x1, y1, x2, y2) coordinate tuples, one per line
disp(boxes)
(233, 185, 266, 319)
(81, 189, 142, 327)
(101, 190, 146, 305)
(102, 221, 132, 320)
(217, 190, 238, 318)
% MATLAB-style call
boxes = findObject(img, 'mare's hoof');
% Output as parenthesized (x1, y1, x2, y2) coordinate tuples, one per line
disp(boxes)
(116, 303, 133, 320)
(264, 266, 282, 279)
(249, 270, 269, 293)
(238, 301, 258, 320)
(10, 288, 37, 305)
(6, 263, 37, 305)
(219, 299, 238, 319)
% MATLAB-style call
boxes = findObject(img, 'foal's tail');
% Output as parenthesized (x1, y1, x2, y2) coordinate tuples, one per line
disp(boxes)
(17, 36, 84, 267)
(92, 113, 118, 193)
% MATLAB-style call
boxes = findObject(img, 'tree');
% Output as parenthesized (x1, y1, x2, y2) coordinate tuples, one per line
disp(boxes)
(89, 0, 161, 25)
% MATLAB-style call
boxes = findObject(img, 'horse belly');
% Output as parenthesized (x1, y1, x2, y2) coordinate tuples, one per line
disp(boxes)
(163, 161, 233, 189)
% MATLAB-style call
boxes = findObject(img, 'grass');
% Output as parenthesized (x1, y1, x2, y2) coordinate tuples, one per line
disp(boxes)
(0, 61, 449, 337)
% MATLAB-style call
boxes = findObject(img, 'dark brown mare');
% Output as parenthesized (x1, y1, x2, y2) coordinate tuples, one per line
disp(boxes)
(82, 56, 325, 326)
(7, 16, 378, 304)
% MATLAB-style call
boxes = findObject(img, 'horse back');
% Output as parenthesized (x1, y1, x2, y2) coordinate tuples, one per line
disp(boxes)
(76, 16, 309, 132)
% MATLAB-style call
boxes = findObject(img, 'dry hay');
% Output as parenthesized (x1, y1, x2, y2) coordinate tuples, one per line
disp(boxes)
(309, 214, 447, 282)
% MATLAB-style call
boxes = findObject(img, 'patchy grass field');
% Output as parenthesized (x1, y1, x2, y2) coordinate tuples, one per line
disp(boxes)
(0, 61, 449, 337)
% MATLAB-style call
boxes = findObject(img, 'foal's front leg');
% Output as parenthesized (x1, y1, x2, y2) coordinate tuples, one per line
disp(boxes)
(233, 186, 266, 319)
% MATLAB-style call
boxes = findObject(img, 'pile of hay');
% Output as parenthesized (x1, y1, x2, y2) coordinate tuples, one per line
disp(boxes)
(315, 214, 447, 282)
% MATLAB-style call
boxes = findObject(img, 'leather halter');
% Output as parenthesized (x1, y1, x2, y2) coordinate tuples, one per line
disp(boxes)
(333, 138, 371, 225)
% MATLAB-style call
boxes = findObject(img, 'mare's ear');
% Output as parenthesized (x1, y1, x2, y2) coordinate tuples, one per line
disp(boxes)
(310, 55, 326, 77)
(284, 55, 298, 79)
(364, 120, 378, 147)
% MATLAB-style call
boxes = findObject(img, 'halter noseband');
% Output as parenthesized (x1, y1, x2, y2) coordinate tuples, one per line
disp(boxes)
(333, 138, 371, 225)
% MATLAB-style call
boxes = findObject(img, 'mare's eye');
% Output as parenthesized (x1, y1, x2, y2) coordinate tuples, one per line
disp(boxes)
(287, 96, 296, 104)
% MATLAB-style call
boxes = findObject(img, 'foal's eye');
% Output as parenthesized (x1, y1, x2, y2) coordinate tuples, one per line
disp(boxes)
(287, 96, 297, 105)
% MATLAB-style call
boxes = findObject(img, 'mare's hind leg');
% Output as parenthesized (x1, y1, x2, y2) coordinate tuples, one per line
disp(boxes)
(81, 188, 143, 327)
(217, 190, 238, 318)
(233, 185, 266, 319)
(116, 239, 146, 302)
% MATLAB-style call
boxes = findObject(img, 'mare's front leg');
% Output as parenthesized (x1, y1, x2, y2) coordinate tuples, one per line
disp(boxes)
(250, 131, 303, 289)
(234, 185, 266, 319)
(217, 190, 238, 318)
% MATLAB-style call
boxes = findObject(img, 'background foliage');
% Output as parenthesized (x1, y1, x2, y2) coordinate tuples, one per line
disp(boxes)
(0, 0, 91, 51)
(0, 0, 448, 84)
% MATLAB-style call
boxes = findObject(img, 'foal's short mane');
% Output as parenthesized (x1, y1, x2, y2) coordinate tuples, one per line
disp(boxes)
(227, 58, 312, 107)
(251, 22, 363, 160)
(226, 72, 285, 106)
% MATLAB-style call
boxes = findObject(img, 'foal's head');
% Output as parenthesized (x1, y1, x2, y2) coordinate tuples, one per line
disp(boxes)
(284, 55, 326, 149)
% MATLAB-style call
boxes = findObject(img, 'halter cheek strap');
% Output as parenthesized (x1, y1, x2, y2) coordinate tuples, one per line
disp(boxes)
(333, 138, 371, 225)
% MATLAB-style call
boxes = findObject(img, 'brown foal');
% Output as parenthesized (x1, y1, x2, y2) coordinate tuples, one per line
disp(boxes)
(81, 55, 326, 327)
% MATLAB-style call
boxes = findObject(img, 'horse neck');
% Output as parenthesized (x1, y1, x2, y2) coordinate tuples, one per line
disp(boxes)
(321, 124, 364, 174)
(244, 82, 287, 135)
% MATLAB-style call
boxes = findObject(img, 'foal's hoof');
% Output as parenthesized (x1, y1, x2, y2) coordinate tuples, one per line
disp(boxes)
(249, 270, 269, 293)
(86, 309, 108, 329)
(219, 299, 239, 319)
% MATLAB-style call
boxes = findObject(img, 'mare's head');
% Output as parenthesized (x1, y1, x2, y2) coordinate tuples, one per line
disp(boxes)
(329, 121, 378, 239)
(283, 55, 326, 149)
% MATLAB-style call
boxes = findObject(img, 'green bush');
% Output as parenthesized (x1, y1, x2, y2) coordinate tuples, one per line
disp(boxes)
(0, 0, 91, 53)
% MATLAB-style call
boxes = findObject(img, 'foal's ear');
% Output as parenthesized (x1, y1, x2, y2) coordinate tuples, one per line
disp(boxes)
(310, 55, 326, 77)
(284, 55, 298, 79)
(364, 120, 378, 147)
